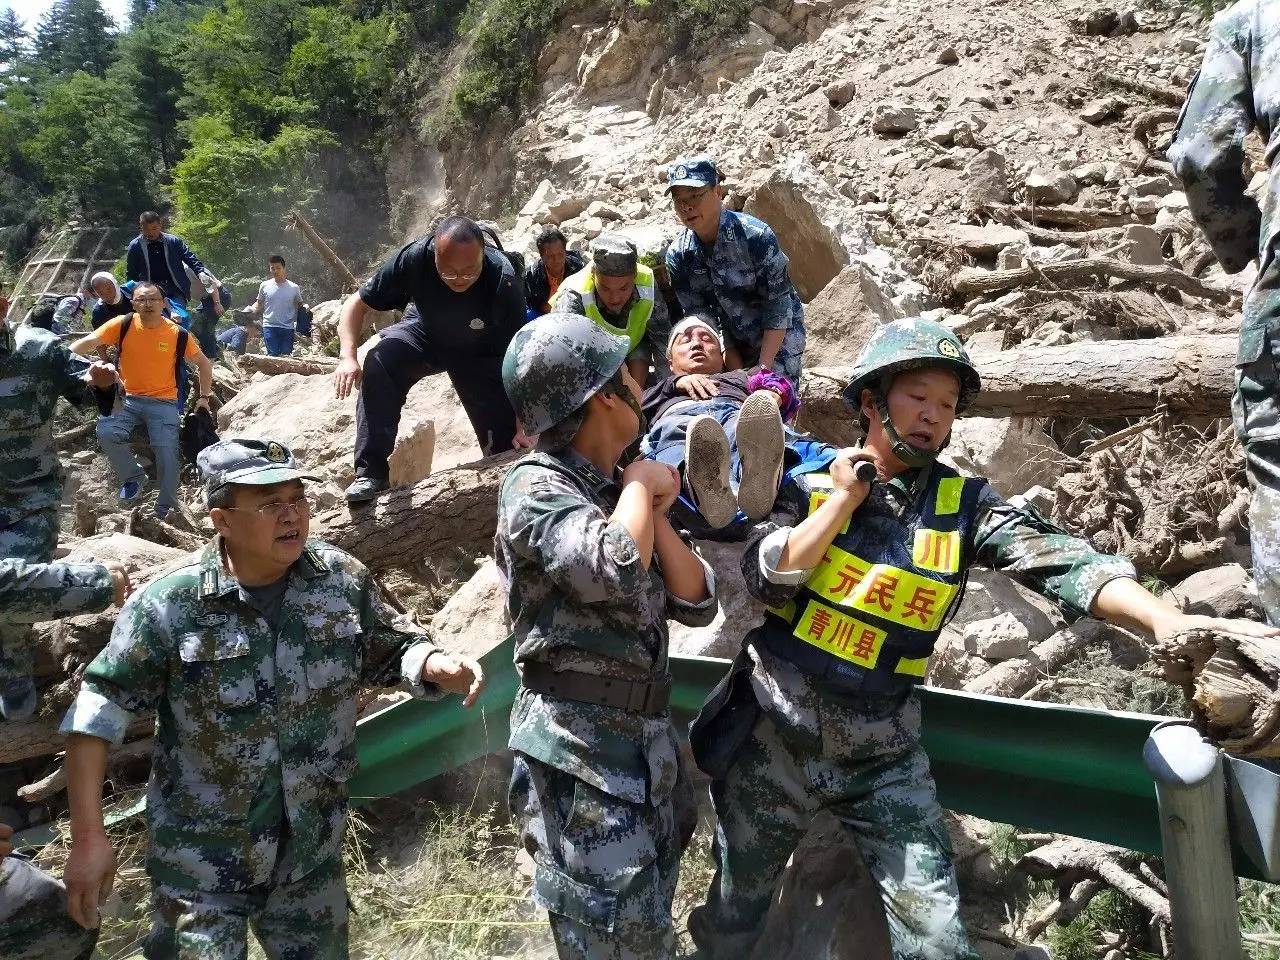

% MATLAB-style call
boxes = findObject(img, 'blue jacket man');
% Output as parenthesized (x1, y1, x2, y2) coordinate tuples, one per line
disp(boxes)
(125, 212, 209, 305)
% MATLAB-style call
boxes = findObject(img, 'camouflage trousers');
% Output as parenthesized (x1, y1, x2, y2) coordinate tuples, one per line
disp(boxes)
(1234, 354, 1280, 625)
(509, 752, 697, 960)
(143, 856, 348, 960)
(689, 696, 978, 960)
(0, 854, 97, 960)
(0, 507, 59, 683)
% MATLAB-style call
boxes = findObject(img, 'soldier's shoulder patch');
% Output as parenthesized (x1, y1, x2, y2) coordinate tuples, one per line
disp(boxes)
(193, 612, 230, 627)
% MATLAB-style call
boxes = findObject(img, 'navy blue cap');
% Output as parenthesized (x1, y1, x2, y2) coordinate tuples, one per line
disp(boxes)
(666, 156, 721, 193)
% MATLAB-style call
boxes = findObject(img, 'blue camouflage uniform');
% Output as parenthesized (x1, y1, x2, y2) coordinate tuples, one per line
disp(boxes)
(1169, 0, 1280, 624)
(687, 459, 1136, 959)
(61, 532, 446, 960)
(0, 321, 94, 717)
(497, 448, 717, 959)
(665, 209, 807, 384)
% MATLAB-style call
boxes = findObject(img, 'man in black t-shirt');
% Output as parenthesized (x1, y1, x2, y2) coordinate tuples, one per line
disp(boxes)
(334, 216, 530, 503)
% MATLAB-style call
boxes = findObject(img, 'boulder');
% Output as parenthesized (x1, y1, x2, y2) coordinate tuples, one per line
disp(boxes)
(926, 224, 1029, 257)
(217, 370, 483, 491)
(1023, 170, 1079, 205)
(429, 559, 508, 660)
(870, 102, 919, 135)
(928, 626, 988, 688)
(823, 78, 857, 108)
(963, 612, 1032, 661)
(942, 417, 1065, 498)
(577, 22, 654, 93)
(670, 540, 763, 658)
(1080, 96, 1125, 125)
(801, 265, 881, 367)
(964, 149, 1012, 206)
(60, 533, 186, 572)
(949, 568, 1061, 645)
(1119, 224, 1163, 266)
(746, 169, 850, 302)
(1169, 563, 1257, 619)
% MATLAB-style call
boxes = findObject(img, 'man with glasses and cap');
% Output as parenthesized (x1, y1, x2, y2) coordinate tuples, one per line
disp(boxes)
(59, 437, 485, 958)
(550, 232, 671, 388)
(665, 156, 807, 385)
(334, 215, 532, 504)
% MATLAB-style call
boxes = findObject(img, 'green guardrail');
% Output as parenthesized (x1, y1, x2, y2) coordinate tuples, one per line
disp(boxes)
(352, 637, 1170, 857)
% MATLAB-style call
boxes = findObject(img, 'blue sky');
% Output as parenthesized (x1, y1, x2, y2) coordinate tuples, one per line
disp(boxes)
(5, 0, 131, 30)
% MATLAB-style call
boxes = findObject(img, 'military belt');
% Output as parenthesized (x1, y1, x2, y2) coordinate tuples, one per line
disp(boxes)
(520, 662, 672, 716)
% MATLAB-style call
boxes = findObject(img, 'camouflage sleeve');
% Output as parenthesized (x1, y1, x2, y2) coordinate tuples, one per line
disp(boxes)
(502, 467, 649, 609)
(0, 559, 113, 623)
(740, 481, 810, 607)
(666, 243, 715, 317)
(60, 588, 170, 744)
(1168, 15, 1262, 274)
(52, 338, 92, 405)
(971, 483, 1137, 619)
(642, 290, 671, 364)
(354, 563, 443, 698)
(754, 227, 798, 330)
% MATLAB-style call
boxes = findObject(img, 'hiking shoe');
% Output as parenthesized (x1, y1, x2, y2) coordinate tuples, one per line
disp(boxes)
(119, 477, 146, 503)
(0, 676, 37, 722)
(735, 391, 785, 521)
(345, 476, 388, 504)
(684, 416, 736, 529)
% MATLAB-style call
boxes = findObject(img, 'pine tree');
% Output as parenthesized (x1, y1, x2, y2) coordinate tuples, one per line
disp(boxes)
(33, 0, 117, 78)
(0, 8, 26, 68)
(127, 0, 154, 25)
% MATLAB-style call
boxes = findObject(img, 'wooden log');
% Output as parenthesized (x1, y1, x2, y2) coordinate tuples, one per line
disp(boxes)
(238, 353, 339, 377)
(949, 256, 1234, 305)
(799, 335, 1238, 430)
(315, 451, 520, 572)
(980, 203, 1154, 230)
(17, 736, 153, 803)
(1, 715, 152, 766)
(286, 210, 360, 292)
(1100, 72, 1186, 108)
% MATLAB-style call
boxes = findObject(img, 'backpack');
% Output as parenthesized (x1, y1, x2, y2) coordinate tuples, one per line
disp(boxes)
(118, 313, 190, 406)
(295, 304, 313, 337)
(180, 405, 220, 466)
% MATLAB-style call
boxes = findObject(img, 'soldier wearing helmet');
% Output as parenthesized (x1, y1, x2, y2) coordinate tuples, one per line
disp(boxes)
(497, 313, 717, 959)
(687, 317, 1279, 959)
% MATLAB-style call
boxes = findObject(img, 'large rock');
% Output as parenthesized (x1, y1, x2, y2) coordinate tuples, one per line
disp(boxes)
(217, 370, 483, 491)
(430, 559, 508, 660)
(802, 265, 881, 367)
(949, 568, 1061, 645)
(746, 169, 850, 302)
(670, 540, 763, 658)
(1024, 169, 1079, 205)
(1169, 563, 1257, 619)
(963, 612, 1032, 661)
(870, 102, 919, 135)
(942, 418, 1065, 498)
(964, 149, 1012, 206)
(577, 22, 655, 93)
(60, 533, 186, 572)
(926, 224, 1029, 258)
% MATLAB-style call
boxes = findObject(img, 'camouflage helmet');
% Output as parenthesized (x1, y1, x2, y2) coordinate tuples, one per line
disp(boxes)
(842, 317, 981, 413)
(502, 312, 632, 435)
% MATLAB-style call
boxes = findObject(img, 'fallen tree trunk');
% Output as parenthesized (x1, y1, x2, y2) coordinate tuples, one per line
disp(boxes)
(949, 255, 1235, 305)
(2, 714, 152, 766)
(316, 451, 519, 572)
(799, 335, 1237, 435)
(1153, 627, 1280, 757)
(18, 736, 153, 803)
(980, 203, 1154, 230)
(238, 354, 339, 377)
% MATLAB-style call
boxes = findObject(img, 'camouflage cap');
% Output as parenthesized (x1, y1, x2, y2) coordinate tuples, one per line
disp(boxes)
(590, 233, 639, 277)
(842, 317, 982, 411)
(666, 155, 721, 193)
(199, 438, 321, 496)
(502, 313, 632, 435)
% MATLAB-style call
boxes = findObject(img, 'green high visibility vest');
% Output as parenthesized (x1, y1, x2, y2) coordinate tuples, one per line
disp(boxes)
(552, 264, 655, 350)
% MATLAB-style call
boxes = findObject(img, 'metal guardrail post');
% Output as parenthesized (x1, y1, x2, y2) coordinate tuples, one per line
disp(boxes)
(1142, 720, 1244, 960)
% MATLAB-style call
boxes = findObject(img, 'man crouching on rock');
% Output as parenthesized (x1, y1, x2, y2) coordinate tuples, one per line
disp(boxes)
(58, 437, 483, 959)
(687, 318, 1280, 960)
(497, 313, 717, 959)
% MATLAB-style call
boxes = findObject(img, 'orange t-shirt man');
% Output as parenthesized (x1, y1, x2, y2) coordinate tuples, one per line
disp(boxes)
(94, 314, 203, 401)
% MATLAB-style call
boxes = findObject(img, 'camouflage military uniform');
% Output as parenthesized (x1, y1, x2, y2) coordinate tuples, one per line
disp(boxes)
(60, 537, 444, 959)
(0, 321, 94, 710)
(688, 462, 1137, 959)
(1, 558, 113, 960)
(497, 451, 716, 959)
(665, 209, 806, 384)
(1169, 0, 1280, 623)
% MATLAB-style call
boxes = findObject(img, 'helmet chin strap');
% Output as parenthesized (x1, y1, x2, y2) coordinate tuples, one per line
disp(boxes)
(873, 393, 948, 468)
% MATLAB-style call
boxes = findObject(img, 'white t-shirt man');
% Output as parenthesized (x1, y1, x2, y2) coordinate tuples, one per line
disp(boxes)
(256, 278, 303, 329)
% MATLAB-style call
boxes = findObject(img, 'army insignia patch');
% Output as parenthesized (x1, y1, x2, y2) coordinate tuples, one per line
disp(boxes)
(937, 338, 961, 359)
(675, 164, 688, 179)
(194, 613, 230, 627)
(266, 441, 289, 463)
(470, 318, 486, 330)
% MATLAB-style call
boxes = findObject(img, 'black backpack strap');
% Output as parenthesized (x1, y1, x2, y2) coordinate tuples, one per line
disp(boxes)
(176, 328, 189, 404)
(118, 313, 133, 352)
